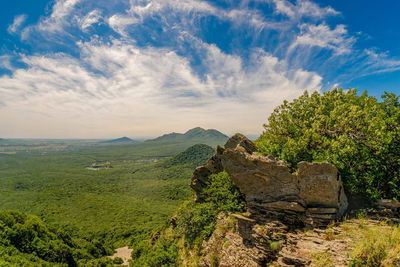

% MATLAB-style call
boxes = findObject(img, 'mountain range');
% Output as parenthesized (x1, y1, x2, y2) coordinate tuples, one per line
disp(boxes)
(146, 127, 228, 147)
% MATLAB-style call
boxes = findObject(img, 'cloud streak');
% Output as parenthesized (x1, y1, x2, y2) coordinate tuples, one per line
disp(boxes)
(8, 14, 27, 34)
(269, 0, 339, 20)
(289, 23, 355, 55)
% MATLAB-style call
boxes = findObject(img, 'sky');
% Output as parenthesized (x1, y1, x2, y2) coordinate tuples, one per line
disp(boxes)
(0, 0, 399, 138)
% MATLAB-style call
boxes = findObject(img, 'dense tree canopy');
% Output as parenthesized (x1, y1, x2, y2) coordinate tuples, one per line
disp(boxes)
(0, 210, 113, 266)
(256, 89, 400, 200)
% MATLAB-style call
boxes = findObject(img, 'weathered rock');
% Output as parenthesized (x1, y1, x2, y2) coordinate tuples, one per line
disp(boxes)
(220, 148, 302, 206)
(297, 162, 348, 218)
(200, 214, 287, 267)
(281, 253, 310, 266)
(190, 166, 212, 200)
(376, 199, 400, 210)
(260, 201, 306, 213)
(191, 133, 348, 226)
(306, 207, 338, 214)
(361, 199, 400, 222)
(224, 133, 258, 154)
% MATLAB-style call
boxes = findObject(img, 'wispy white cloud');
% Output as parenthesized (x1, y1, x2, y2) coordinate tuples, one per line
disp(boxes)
(108, 14, 139, 37)
(77, 9, 103, 31)
(39, 0, 82, 32)
(7, 14, 27, 34)
(0, 55, 14, 71)
(106, 0, 283, 37)
(289, 23, 355, 55)
(339, 49, 400, 81)
(269, 0, 339, 20)
(21, 0, 82, 40)
(363, 49, 400, 74)
(107, 0, 218, 35)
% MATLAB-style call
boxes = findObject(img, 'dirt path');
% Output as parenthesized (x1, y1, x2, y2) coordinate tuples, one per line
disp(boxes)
(108, 246, 133, 266)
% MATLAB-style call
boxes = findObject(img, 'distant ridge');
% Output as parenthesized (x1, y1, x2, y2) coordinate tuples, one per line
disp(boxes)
(100, 136, 135, 144)
(146, 127, 228, 147)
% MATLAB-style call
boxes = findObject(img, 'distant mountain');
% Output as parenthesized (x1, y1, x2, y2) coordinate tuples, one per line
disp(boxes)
(146, 127, 228, 147)
(163, 144, 215, 168)
(100, 136, 135, 144)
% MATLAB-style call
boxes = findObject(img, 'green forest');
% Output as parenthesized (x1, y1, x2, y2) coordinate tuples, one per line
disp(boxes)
(0, 129, 225, 265)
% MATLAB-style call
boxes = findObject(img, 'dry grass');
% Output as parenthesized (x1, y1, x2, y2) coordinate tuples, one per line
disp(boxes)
(340, 218, 400, 266)
(309, 251, 334, 267)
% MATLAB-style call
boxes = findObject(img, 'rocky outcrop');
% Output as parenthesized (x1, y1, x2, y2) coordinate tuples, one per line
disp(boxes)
(358, 199, 400, 223)
(190, 134, 255, 201)
(200, 213, 353, 267)
(201, 214, 288, 266)
(191, 133, 348, 226)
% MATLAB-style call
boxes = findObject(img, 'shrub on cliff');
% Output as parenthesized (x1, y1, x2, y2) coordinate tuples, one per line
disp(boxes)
(256, 89, 400, 200)
(131, 171, 246, 266)
(175, 171, 245, 246)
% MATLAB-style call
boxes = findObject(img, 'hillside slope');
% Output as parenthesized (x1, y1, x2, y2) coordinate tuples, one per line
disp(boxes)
(162, 144, 214, 168)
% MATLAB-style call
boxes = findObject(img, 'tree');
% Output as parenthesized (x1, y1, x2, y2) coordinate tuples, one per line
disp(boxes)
(256, 88, 400, 200)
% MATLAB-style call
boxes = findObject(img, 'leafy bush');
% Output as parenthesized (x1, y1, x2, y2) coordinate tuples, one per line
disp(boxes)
(112, 257, 123, 264)
(175, 171, 245, 246)
(175, 201, 218, 246)
(202, 171, 246, 212)
(256, 89, 400, 200)
(130, 234, 178, 267)
(131, 171, 246, 264)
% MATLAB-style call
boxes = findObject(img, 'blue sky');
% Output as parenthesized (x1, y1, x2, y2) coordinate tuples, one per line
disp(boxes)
(0, 0, 399, 138)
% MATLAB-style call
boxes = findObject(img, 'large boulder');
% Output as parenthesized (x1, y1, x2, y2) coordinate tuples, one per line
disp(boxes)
(220, 148, 305, 213)
(297, 162, 348, 222)
(191, 133, 349, 226)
